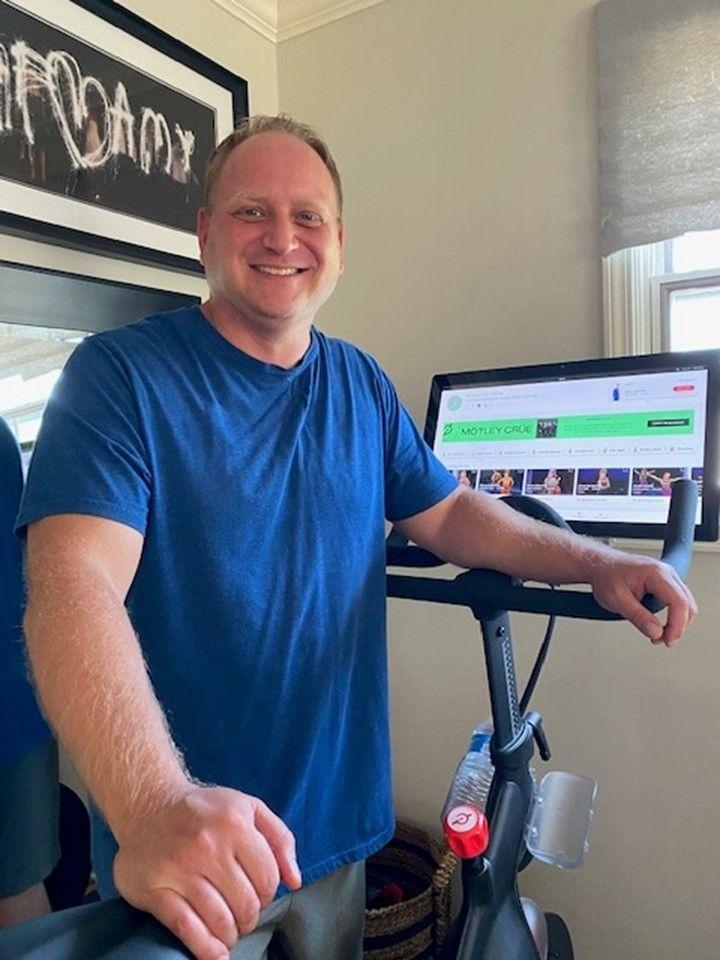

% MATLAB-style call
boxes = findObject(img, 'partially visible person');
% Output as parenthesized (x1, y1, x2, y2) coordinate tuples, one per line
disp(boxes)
(498, 469, 515, 495)
(648, 470, 684, 496)
(595, 467, 611, 493)
(0, 418, 58, 929)
(542, 469, 561, 495)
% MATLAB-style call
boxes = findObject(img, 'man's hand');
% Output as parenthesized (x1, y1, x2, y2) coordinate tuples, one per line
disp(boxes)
(113, 784, 301, 960)
(589, 554, 697, 646)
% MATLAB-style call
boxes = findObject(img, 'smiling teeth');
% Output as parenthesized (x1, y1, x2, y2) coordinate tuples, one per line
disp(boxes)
(255, 266, 301, 275)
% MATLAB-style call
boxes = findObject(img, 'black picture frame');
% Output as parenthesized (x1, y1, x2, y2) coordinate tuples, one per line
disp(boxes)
(0, 0, 249, 273)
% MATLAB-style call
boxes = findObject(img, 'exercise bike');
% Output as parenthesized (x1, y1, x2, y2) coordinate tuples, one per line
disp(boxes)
(0, 482, 696, 960)
(386, 478, 697, 960)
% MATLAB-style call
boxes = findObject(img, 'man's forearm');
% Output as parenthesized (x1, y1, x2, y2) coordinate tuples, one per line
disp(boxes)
(404, 487, 617, 584)
(24, 569, 190, 842)
(24, 521, 303, 960)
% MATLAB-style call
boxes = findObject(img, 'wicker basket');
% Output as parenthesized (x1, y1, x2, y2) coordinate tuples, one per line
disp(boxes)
(363, 821, 457, 960)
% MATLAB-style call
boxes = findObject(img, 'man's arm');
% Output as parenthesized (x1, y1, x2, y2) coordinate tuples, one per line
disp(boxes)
(24, 515, 300, 960)
(395, 487, 697, 646)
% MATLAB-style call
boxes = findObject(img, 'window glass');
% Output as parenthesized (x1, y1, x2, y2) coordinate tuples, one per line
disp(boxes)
(668, 287, 720, 352)
(0, 322, 85, 468)
(672, 230, 720, 273)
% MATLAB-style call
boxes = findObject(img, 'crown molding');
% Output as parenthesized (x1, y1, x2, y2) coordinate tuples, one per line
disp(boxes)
(209, 0, 389, 43)
(209, 0, 277, 42)
(278, 0, 389, 41)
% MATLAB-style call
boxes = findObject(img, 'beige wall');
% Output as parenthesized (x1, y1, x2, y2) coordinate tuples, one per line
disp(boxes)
(280, 0, 602, 412)
(278, 2, 719, 958)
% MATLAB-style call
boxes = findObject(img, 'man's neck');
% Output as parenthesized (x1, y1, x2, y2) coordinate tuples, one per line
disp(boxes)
(200, 300, 312, 369)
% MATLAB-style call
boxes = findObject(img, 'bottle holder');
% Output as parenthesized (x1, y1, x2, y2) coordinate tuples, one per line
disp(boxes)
(525, 771, 597, 869)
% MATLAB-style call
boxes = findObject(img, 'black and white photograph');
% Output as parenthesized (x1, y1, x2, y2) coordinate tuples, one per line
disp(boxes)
(0, 0, 248, 269)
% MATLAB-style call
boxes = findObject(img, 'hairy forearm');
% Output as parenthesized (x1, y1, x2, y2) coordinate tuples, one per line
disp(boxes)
(24, 566, 190, 842)
(406, 488, 617, 584)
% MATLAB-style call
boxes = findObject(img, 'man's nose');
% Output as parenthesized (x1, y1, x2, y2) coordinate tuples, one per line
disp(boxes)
(262, 216, 299, 254)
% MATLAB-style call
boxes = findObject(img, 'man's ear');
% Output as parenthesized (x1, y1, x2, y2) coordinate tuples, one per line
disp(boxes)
(197, 206, 210, 264)
(338, 222, 345, 274)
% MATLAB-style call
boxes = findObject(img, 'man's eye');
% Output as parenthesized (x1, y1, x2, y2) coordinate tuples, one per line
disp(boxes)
(297, 211, 322, 226)
(236, 207, 263, 219)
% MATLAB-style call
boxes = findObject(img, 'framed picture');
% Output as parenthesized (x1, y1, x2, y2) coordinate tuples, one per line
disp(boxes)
(0, 0, 249, 272)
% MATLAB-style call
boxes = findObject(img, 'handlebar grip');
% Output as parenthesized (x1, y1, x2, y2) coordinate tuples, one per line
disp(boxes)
(658, 478, 697, 580)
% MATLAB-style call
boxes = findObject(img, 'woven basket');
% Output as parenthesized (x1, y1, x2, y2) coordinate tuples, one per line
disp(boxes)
(363, 821, 457, 960)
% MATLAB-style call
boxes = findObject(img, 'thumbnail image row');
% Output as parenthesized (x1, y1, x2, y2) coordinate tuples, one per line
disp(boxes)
(451, 466, 704, 497)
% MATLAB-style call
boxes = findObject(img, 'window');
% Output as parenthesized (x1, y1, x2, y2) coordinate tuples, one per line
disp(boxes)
(0, 261, 202, 469)
(603, 230, 720, 358)
(0, 323, 85, 468)
(659, 231, 720, 352)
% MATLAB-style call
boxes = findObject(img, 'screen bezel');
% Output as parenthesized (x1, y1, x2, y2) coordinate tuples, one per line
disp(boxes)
(423, 350, 720, 541)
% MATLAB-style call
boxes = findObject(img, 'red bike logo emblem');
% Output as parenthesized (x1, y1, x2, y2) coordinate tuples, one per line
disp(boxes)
(446, 804, 479, 833)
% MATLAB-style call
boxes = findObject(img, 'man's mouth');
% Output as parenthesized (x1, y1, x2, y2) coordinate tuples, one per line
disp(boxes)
(251, 265, 308, 276)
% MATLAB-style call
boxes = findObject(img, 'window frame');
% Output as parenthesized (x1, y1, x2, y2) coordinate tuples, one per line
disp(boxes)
(0, 259, 201, 333)
(651, 269, 720, 352)
(603, 239, 720, 356)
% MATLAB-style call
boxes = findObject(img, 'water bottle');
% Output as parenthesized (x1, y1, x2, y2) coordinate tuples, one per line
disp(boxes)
(441, 718, 494, 859)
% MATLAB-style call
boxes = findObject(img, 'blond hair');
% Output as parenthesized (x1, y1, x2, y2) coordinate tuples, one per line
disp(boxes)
(203, 114, 343, 217)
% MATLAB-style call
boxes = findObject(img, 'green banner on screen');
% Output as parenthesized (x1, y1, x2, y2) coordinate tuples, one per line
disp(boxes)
(441, 410, 694, 443)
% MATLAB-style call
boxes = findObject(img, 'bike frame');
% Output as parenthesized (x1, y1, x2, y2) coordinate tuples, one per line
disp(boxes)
(440, 609, 547, 960)
(0, 484, 696, 960)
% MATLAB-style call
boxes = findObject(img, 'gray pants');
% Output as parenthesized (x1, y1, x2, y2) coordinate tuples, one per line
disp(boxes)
(231, 862, 365, 960)
(0, 861, 365, 960)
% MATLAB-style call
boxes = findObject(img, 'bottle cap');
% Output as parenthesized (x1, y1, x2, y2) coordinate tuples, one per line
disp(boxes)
(443, 804, 490, 859)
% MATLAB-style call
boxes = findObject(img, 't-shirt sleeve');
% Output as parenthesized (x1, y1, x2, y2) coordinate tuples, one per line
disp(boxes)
(376, 368, 457, 522)
(16, 336, 151, 537)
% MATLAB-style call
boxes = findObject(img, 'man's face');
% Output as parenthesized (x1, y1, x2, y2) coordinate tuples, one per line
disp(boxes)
(197, 132, 344, 333)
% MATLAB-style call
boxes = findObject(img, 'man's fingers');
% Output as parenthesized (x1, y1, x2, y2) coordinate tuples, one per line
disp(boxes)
(211, 856, 264, 934)
(254, 802, 302, 889)
(614, 589, 665, 642)
(225, 830, 279, 910)
(112, 786, 300, 959)
(183, 878, 239, 949)
(149, 887, 230, 960)
(594, 559, 697, 647)
(651, 575, 692, 647)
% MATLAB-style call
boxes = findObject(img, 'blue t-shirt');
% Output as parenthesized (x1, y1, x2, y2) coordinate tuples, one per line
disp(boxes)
(0, 417, 51, 767)
(17, 306, 456, 896)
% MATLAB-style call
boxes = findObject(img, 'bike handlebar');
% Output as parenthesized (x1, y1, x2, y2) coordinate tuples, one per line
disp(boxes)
(386, 479, 698, 621)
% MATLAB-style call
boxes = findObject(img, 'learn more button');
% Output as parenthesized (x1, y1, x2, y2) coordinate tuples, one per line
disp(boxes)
(648, 418, 691, 428)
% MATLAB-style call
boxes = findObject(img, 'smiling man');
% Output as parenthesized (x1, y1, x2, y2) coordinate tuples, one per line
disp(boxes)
(197, 128, 344, 364)
(16, 116, 696, 960)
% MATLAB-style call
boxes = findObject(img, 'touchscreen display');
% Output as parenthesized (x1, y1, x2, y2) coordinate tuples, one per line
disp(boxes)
(433, 368, 708, 527)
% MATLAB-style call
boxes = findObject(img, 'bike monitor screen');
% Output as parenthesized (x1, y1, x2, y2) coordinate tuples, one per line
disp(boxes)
(423, 350, 720, 541)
